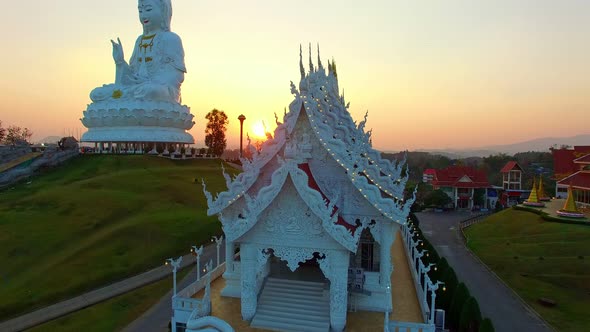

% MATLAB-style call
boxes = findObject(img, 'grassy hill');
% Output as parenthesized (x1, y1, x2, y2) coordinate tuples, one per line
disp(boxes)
(0, 155, 233, 320)
(464, 209, 590, 332)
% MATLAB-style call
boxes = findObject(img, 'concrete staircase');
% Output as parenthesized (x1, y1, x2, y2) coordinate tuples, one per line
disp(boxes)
(251, 277, 330, 332)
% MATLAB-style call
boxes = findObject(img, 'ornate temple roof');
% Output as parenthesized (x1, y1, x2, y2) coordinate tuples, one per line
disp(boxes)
(202, 46, 415, 248)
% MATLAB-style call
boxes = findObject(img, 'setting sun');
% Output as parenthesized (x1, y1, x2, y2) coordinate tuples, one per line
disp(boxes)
(252, 122, 267, 139)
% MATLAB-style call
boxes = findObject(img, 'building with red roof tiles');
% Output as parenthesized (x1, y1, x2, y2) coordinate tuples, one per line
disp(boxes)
(555, 146, 590, 205)
(431, 166, 491, 210)
(422, 168, 436, 183)
(497, 161, 529, 207)
(500, 161, 523, 191)
(552, 146, 590, 181)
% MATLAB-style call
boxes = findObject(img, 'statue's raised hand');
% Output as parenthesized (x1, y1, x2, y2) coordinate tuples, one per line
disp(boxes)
(111, 38, 125, 65)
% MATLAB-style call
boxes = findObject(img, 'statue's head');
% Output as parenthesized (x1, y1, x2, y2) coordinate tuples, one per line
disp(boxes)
(138, 0, 172, 33)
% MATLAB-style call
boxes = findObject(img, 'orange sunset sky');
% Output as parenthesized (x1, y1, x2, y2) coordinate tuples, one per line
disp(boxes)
(1, 0, 589, 151)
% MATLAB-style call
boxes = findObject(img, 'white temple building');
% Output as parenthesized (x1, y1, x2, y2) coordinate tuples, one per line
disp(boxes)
(201, 47, 415, 332)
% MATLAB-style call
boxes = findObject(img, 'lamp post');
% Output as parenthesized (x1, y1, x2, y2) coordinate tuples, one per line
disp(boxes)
(165, 256, 183, 296)
(419, 262, 435, 306)
(238, 114, 246, 158)
(191, 245, 204, 281)
(214, 235, 223, 267)
(415, 249, 428, 271)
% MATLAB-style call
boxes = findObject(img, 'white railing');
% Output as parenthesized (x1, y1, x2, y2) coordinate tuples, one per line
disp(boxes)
(400, 223, 443, 326)
(388, 320, 435, 332)
(173, 262, 225, 312)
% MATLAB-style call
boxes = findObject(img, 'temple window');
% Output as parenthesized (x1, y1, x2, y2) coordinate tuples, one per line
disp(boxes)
(352, 228, 380, 272)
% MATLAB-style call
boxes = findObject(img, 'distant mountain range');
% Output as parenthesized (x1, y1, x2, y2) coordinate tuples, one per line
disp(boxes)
(409, 134, 590, 158)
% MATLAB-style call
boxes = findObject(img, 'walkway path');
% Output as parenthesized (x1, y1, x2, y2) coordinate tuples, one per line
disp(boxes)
(0, 152, 41, 173)
(0, 243, 221, 332)
(416, 211, 554, 332)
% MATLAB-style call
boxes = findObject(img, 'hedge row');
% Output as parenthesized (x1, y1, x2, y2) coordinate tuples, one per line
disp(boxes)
(408, 213, 494, 332)
(512, 205, 589, 226)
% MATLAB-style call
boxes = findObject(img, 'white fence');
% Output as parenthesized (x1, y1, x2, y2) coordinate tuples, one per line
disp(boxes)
(388, 320, 435, 332)
(399, 223, 443, 327)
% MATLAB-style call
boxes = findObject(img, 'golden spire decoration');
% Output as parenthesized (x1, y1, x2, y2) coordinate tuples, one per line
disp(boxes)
(562, 186, 580, 213)
(526, 176, 540, 203)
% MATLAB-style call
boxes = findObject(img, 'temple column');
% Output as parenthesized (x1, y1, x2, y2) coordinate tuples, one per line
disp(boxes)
(224, 241, 234, 275)
(321, 249, 349, 332)
(380, 223, 395, 311)
(240, 243, 257, 320)
(380, 222, 394, 285)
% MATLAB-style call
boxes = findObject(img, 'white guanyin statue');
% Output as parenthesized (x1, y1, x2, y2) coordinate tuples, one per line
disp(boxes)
(90, 0, 185, 103)
(80, 0, 195, 145)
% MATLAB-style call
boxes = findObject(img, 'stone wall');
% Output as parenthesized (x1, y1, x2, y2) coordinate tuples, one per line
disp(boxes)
(0, 148, 79, 189)
(0, 145, 31, 165)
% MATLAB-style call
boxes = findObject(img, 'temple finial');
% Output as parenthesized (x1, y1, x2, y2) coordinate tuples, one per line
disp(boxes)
(332, 57, 338, 78)
(299, 44, 305, 79)
(317, 43, 323, 71)
(309, 43, 314, 72)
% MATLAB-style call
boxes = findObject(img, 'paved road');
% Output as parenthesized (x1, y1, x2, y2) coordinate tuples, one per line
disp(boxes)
(0, 243, 223, 332)
(416, 211, 554, 332)
(124, 243, 225, 332)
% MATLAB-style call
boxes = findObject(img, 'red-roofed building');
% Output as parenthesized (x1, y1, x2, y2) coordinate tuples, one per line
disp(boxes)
(555, 147, 590, 206)
(422, 168, 436, 183)
(498, 161, 529, 207)
(553, 146, 590, 201)
(501, 161, 523, 190)
(431, 166, 491, 209)
(552, 146, 590, 180)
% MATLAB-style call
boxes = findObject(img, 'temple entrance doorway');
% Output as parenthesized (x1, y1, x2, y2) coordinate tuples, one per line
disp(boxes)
(251, 252, 331, 331)
(268, 253, 326, 283)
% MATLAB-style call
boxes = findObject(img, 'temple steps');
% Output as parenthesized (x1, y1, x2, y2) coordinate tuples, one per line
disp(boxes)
(251, 277, 330, 332)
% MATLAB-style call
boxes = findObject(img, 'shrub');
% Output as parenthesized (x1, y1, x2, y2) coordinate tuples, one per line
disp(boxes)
(432, 257, 449, 281)
(479, 318, 494, 332)
(437, 267, 458, 312)
(460, 296, 482, 332)
(449, 282, 471, 329)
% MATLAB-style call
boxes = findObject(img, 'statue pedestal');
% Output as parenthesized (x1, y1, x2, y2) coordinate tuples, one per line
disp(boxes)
(81, 126, 194, 144)
(81, 101, 195, 145)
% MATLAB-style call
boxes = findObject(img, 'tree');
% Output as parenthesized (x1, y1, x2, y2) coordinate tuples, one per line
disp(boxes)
(479, 318, 495, 332)
(0, 120, 5, 143)
(424, 189, 452, 208)
(449, 282, 471, 329)
(473, 188, 486, 207)
(204, 109, 228, 157)
(4, 125, 32, 145)
(460, 296, 482, 332)
(437, 267, 458, 312)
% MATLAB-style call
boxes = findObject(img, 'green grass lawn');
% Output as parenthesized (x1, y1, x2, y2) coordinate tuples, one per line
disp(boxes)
(464, 208, 590, 332)
(0, 155, 233, 321)
(27, 268, 192, 332)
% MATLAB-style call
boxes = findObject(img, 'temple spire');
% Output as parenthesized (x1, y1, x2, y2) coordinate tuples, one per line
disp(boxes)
(562, 186, 580, 213)
(524, 176, 545, 206)
(317, 43, 323, 71)
(299, 44, 305, 79)
(308, 43, 314, 72)
(527, 177, 540, 203)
